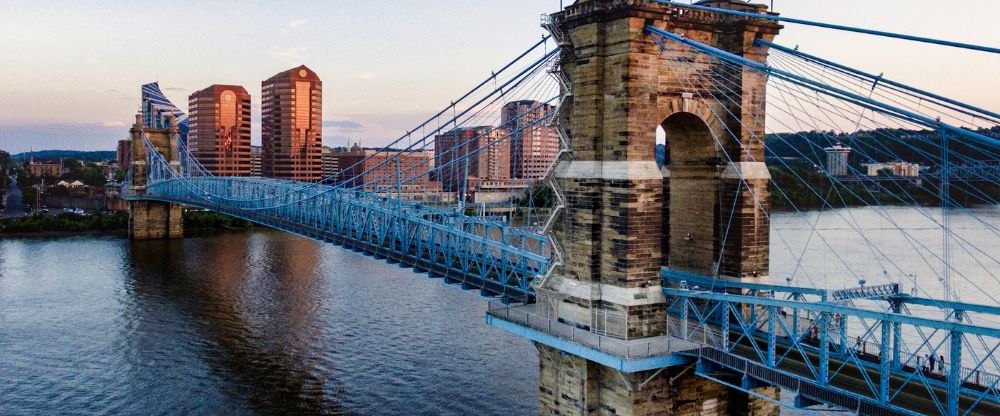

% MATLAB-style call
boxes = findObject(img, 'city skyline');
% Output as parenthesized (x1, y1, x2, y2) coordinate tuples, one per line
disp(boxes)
(2, 3, 1000, 415)
(1, 0, 999, 154)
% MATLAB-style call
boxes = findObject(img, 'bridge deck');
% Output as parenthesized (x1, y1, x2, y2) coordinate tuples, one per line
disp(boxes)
(486, 304, 697, 372)
(488, 305, 998, 415)
(678, 316, 1000, 415)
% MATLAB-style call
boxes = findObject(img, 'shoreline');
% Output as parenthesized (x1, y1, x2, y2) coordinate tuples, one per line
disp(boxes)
(0, 227, 255, 239)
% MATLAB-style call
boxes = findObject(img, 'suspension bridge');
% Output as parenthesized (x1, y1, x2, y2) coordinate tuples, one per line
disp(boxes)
(120, 1, 1000, 414)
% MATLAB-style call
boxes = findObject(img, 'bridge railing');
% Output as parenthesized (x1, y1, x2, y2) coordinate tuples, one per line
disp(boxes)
(487, 302, 686, 359)
(126, 138, 554, 302)
(662, 282, 1000, 415)
(848, 334, 1000, 390)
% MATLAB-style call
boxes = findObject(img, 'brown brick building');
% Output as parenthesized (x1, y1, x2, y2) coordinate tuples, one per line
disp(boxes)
(329, 143, 434, 192)
(188, 85, 252, 176)
(261, 65, 323, 182)
(503, 100, 558, 180)
(434, 126, 510, 192)
(27, 157, 63, 178)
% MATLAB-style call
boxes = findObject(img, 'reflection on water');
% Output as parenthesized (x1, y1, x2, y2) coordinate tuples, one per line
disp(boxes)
(3, 206, 999, 415)
(0, 231, 538, 415)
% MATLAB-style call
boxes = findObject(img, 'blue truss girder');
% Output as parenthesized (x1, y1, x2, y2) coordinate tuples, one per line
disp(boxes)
(663, 269, 1000, 415)
(124, 147, 551, 302)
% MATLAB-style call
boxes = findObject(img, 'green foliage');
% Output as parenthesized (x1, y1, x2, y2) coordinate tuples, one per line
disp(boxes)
(16, 169, 34, 187)
(518, 185, 554, 207)
(0, 210, 257, 236)
(183, 211, 254, 233)
(78, 166, 106, 186)
(0, 150, 9, 190)
(764, 126, 1000, 168)
(21, 186, 38, 209)
(63, 158, 82, 173)
(767, 164, 1000, 211)
(12, 150, 115, 162)
(0, 212, 128, 234)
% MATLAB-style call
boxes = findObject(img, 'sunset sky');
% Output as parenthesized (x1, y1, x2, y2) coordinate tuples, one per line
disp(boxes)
(1, 0, 997, 154)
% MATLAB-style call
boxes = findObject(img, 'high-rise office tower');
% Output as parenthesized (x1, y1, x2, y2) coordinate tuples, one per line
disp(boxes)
(502, 100, 558, 180)
(261, 65, 323, 182)
(250, 146, 262, 177)
(187, 85, 252, 176)
(824, 142, 852, 177)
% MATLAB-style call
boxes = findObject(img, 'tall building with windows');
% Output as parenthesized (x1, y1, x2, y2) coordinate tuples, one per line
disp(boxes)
(330, 143, 435, 190)
(503, 100, 558, 180)
(434, 126, 510, 192)
(250, 146, 262, 176)
(187, 85, 252, 176)
(824, 142, 852, 177)
(141, 82, 188, 144)
(261, 65, 323, 182)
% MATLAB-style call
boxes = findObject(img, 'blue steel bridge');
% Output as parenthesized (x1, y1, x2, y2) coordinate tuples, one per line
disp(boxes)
(122, 1, 1000, 415)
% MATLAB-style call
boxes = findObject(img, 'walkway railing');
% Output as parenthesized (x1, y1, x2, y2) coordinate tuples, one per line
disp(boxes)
(487, 303, 687, 359)
(848, 335, 1000, 389)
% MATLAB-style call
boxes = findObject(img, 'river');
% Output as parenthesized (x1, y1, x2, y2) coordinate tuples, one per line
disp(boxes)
(2, 206, 999, 415)
(0, 231, 537, 415)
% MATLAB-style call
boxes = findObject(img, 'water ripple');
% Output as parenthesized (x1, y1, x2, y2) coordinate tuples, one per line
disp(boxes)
(0, 231, 538, 415)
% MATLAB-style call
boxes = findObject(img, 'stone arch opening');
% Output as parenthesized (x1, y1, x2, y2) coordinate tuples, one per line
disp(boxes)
(659, 111, 721, 275)
(661, 112, 719, 166)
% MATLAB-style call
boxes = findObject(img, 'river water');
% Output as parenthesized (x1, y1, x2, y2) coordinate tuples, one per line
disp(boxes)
(2, 206, 999, 415)
(0, 231, 537, 415)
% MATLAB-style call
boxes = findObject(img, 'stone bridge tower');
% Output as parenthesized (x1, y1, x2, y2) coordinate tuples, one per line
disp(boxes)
(128, 114, 184, 239)
(534, 0, 781, 414)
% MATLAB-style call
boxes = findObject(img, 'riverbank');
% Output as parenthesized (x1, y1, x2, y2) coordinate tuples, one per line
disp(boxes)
(0, 211, 256, 236)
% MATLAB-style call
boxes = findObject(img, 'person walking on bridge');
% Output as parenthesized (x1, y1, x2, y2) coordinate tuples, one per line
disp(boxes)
(929, 354, 937, 375)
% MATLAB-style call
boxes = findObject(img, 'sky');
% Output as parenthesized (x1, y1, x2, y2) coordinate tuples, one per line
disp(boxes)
(0, 0, 997, 154)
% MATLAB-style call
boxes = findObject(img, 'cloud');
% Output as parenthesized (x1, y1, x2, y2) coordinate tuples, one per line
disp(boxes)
(102, 120, 126, 127)
(273, 47, 306, 61)
(323, 120, 364, 130)
(354, 72, 377, 80)
(288, 19, 308, 28)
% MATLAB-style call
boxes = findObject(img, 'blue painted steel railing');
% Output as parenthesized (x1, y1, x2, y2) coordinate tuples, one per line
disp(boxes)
(123, 136, 552, 303)
(663, 268, 1000, 416)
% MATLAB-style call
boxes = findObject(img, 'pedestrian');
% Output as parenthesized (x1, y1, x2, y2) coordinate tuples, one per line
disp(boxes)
(939, 355, 946, 374)
(917, 355, 923, 372)
(929, 355, 937, 375)
(925, 354, 931, 373)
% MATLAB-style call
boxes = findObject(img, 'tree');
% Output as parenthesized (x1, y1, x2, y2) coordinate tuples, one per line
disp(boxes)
(63, 158, 82, 173)
(79, 166, 106, 187)
(0, 150, 9, 189)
